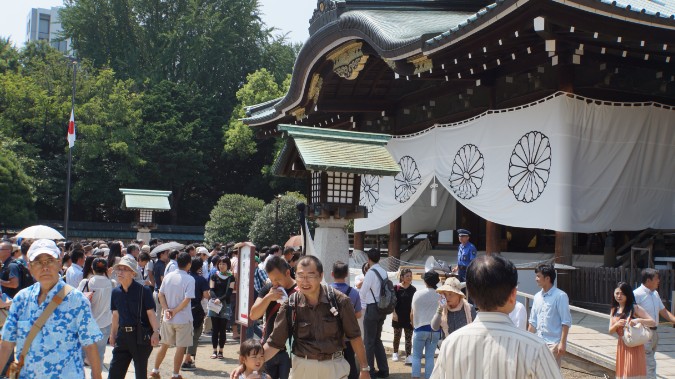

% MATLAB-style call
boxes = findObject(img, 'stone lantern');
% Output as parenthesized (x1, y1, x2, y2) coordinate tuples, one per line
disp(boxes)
(119, 188, 172, 242)
(273, 125, 400, 282)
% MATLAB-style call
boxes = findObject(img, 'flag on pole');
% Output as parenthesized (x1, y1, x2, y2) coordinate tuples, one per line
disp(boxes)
(67, 108, 76, 148)
(300, 219, 316, 256)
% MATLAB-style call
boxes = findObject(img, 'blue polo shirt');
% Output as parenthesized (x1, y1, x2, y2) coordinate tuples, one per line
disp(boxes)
(331, 282, 362, 313)
(111, 280, 155, 327)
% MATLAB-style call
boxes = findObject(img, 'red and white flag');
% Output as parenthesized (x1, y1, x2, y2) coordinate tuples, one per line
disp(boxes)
(67, 108, 76, 148)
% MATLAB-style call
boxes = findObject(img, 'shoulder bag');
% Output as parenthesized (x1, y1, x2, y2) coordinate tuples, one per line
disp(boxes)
(622, 309, 652, 348)
(137, 286, 153, 345)
(8, 285, 73, 379)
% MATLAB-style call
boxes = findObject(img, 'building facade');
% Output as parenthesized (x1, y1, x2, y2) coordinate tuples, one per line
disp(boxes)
(26, 7, 71, 53)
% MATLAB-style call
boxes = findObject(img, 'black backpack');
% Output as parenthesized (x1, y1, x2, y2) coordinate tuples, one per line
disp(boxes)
(15, 261, 35, 290)
(369, 268, 397, 315)
(1, 260, 35, 297)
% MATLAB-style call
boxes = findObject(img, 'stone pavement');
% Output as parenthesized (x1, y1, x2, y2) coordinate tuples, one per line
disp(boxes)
(84, 273, 675, 378)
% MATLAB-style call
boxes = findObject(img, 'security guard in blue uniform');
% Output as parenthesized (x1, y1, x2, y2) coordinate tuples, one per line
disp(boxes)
(453, 229, 477, 282)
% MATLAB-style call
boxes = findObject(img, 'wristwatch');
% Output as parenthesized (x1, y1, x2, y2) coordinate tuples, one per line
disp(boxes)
(360, 365, 370, 372)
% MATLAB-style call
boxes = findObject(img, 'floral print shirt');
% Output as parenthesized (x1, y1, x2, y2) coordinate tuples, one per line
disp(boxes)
(1, 280, 103, 379)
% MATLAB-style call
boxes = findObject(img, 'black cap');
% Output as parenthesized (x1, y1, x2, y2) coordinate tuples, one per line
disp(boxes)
(457, 228, 471, 236)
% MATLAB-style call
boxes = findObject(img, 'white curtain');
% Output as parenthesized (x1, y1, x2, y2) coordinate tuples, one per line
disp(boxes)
(355, 93, 675, 233)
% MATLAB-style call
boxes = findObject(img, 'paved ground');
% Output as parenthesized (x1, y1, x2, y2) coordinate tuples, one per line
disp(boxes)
(85, 330, 606, 379)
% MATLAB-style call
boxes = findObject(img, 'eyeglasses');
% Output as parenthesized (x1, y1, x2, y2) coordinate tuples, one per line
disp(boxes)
(30, 259, 60, 268)
(115, 267, 135, 274)
(296, 273, 320, 281)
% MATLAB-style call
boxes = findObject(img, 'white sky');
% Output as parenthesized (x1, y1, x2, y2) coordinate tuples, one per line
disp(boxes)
(0, 0, 317, 47)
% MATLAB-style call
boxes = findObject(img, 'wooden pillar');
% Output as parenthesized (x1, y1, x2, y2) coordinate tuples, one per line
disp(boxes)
(555, 232, 573, 266)
(486, 221, 501, 255)
(354, 231, 365, 252)
(388, 217, 401, 259)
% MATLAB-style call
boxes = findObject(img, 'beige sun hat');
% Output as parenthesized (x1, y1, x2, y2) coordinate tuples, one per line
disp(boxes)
(113, 255, 139, 274)
(436, 277, 466, 297)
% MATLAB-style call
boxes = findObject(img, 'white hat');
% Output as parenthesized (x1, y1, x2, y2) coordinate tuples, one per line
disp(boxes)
(197, 246, 209, 255)
(27, 239, 61, 262)
(436, 277, 466, 298)
(113, 255, 139, 274)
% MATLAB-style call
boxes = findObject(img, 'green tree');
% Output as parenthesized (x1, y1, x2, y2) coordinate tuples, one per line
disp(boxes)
(204, 194, 264, 244)
(70, 69, 145, 221)
(248, 192, 313, 247)
(224, 68, 286, 157)
(0, 138, 36, 227)
(0, 37, 20, 74)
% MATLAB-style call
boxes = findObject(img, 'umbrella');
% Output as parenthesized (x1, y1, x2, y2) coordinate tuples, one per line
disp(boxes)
(16, 225, 64, 240)
(285, 235, 302, 248)
(150, 242, 184, 256)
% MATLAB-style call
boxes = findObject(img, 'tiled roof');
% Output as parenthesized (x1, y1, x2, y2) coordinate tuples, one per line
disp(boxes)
(425, 0, 675, 47)
(273, 125, 401, 176)
(119, 188, 172, 211)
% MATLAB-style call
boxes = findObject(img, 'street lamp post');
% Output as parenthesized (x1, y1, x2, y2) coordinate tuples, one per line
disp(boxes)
(274, 195, 281, 244)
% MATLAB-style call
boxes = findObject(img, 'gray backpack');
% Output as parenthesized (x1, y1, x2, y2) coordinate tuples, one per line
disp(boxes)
(369, 269, 397, 315)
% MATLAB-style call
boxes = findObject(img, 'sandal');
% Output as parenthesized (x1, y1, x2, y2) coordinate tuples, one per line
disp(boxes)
(217, 352, 224, 359)
(210, 352, 218, 359)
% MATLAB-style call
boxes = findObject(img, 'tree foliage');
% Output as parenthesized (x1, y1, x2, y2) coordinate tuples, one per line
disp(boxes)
(0, 0, 303, 228)
(224, 68, 287, 158)
(204, 194, 264, 245)
(0, 138, 36, 227)
(248, 192, 314, 247)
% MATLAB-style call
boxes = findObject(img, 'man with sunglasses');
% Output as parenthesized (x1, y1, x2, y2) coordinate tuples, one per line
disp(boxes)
(0, 239, 103, 379)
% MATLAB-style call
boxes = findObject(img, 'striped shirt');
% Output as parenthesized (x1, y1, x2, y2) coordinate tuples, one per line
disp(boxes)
(430, 312, 562, 379)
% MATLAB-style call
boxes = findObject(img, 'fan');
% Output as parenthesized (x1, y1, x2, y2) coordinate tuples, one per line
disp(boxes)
(424, 256, 452, 275)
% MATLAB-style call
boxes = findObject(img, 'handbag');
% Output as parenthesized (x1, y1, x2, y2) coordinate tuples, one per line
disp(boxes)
(8, 285, 73, 379)
(621, 310, 652, 348)
(223, 302, 233, 320)
(136, 286, 153, 345)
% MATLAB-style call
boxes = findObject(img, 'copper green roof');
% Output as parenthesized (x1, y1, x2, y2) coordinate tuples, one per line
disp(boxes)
(119, 188, 172, 211)
(273, 125, 400, 176)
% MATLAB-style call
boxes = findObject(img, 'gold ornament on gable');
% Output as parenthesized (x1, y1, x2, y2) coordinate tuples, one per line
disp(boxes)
(327, 42, 370, 80)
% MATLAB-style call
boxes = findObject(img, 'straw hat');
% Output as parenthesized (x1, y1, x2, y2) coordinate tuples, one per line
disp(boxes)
(436, 277, 465, 297)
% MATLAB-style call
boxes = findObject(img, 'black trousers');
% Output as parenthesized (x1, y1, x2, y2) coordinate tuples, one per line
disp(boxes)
(108, 329, 154, 379)
(211, 316, 228, 349)
(344, 341, 359, 379)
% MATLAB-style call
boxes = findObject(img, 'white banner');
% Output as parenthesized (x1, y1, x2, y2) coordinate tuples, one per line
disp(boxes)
(356, 93, 675, 233)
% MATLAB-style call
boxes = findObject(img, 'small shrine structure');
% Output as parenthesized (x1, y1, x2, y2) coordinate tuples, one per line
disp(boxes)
(119, 188, 172, 242)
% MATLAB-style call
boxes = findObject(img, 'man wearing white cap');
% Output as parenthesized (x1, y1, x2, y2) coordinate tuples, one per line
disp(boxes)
(0, 239, 104, 379)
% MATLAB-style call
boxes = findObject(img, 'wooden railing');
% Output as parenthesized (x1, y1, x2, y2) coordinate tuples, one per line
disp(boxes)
(558, 267, 675, 312)
(517, 291, 610, 320)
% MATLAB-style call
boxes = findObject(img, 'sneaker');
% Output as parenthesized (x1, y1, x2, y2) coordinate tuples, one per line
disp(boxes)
(181, 362, 196, 371)
(404, 356, 412, 365)
(148, 372, 161, 379)
(391, 353, 399, 362)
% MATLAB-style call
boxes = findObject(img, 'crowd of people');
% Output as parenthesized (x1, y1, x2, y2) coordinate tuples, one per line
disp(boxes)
(0, 232, 672, 379)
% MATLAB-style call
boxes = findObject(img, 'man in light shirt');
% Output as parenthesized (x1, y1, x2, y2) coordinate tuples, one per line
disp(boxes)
(430, 255, 562, 379)
(65, 249, 85, 287)
(634, 268, 675, 378)
(359, 248, 389, 378)
(150, 252, 195, 379)
(528, 263, 572, 367)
